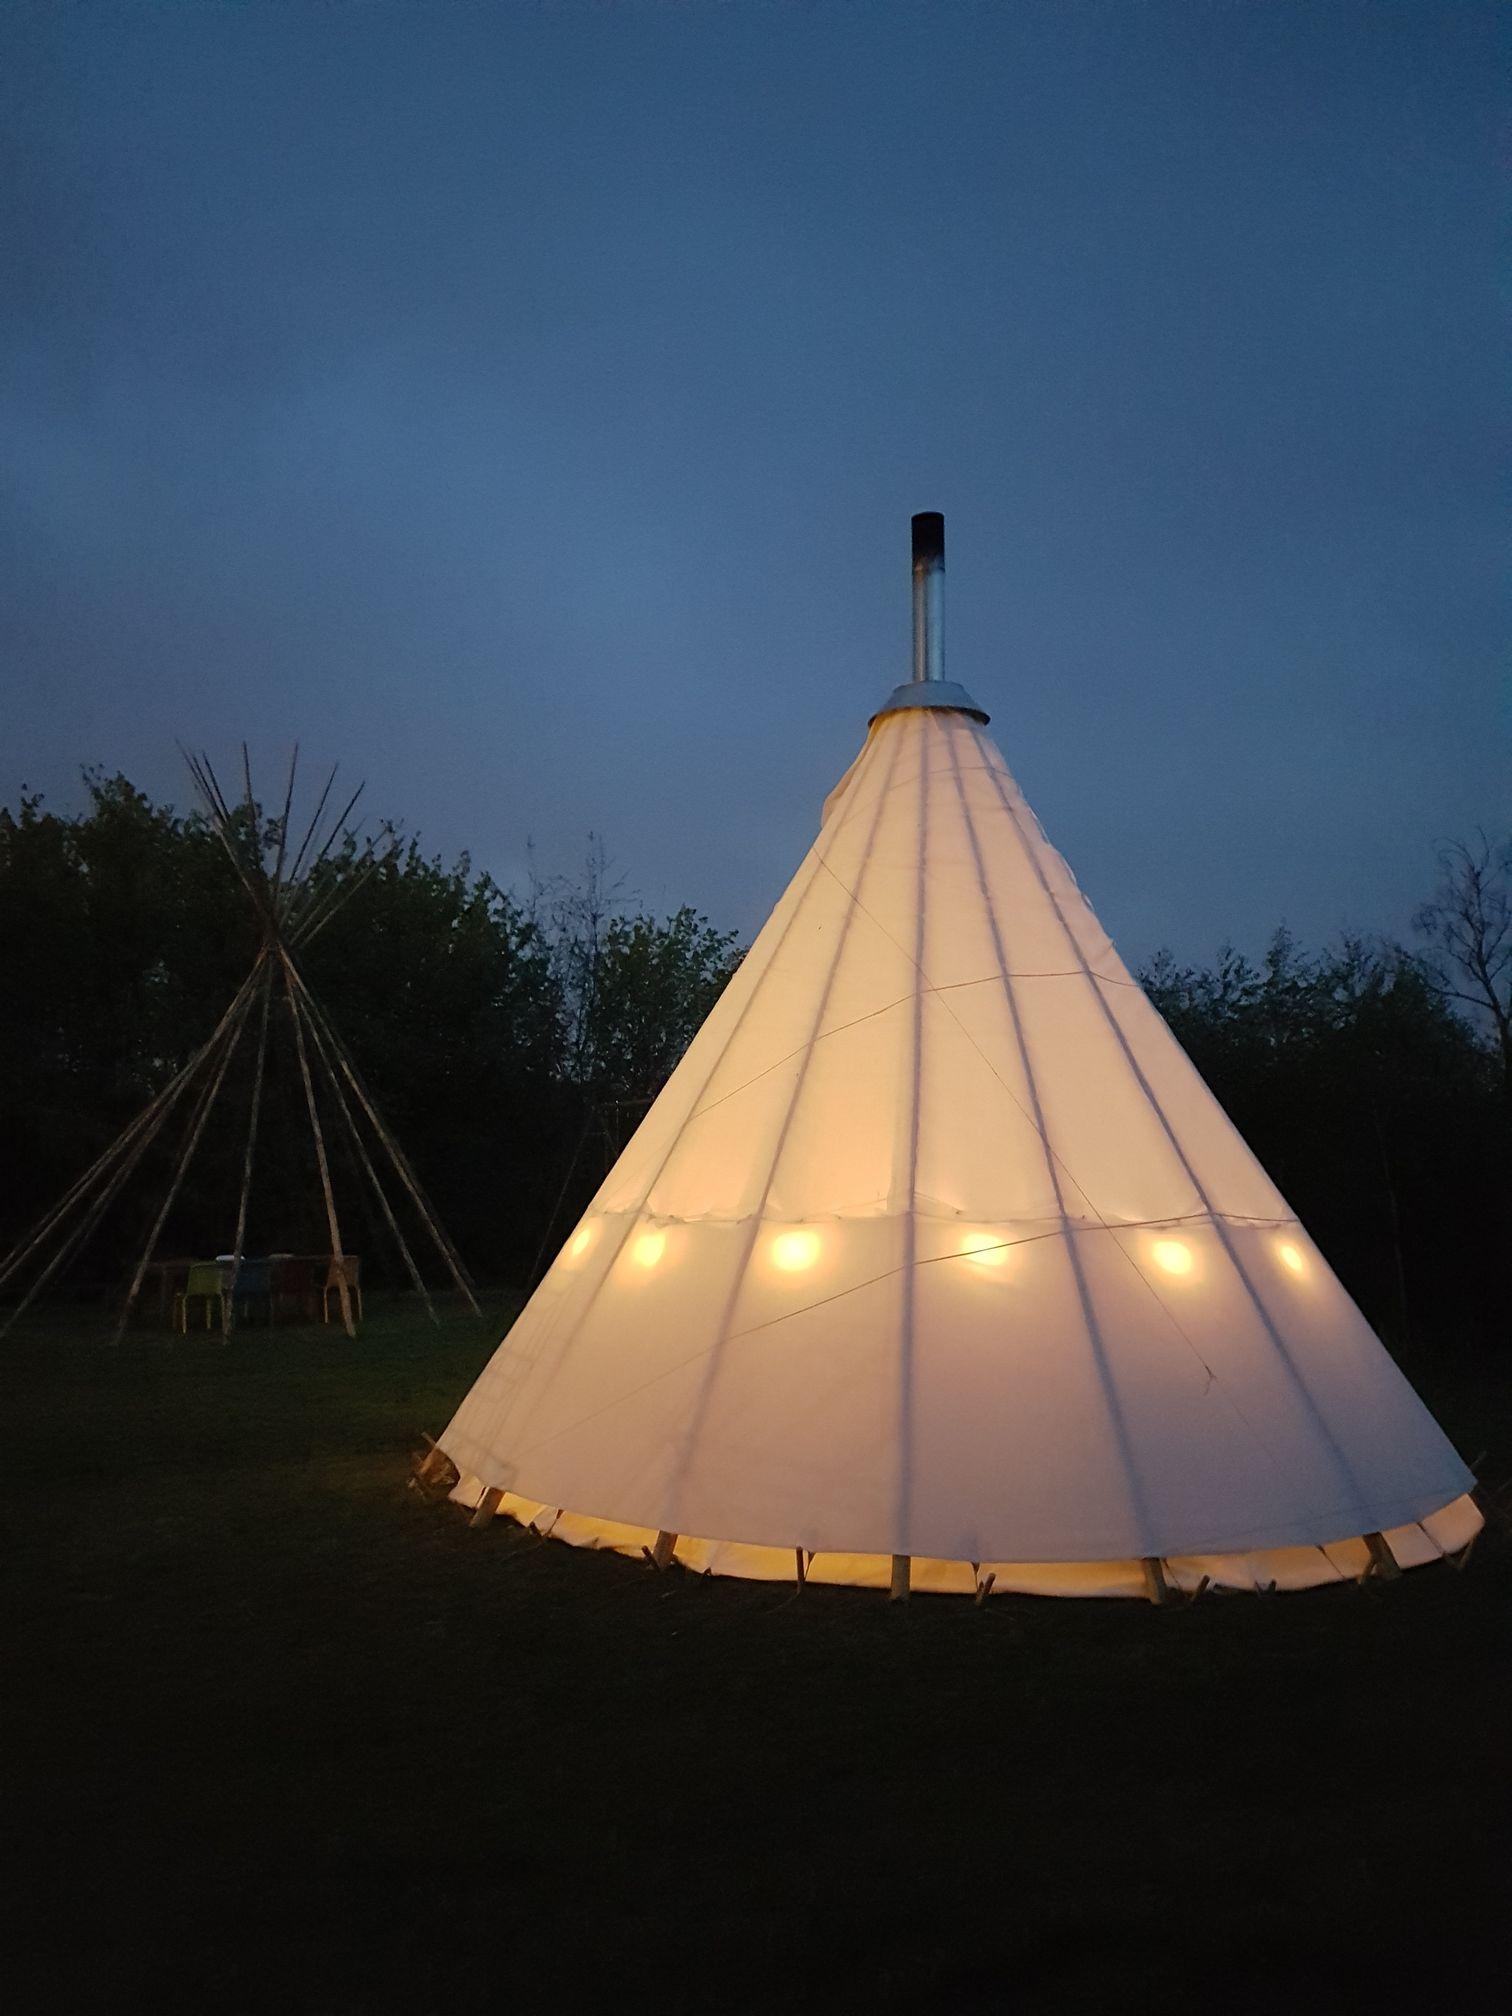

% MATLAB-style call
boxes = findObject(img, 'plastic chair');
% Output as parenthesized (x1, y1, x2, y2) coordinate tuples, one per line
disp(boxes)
(156, 1261, 191, 1323)
(231, 1257, 272, 1325)
(173, 1261, 228, 1333)
(322, 1255, 363, 1325)
(270, 1255, 318, 1323)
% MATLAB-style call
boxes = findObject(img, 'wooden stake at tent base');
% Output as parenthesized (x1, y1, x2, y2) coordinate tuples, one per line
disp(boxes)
(889, 1554, 911, 1603)
(794, 1548, 807, 1590)
(469, 1486, 503, 1530)
(648, 1530, 679, 1571)
(1141, 1556, 1174, 1606)
(411, 1436, 459, 1498)
(974, 1571, 997, 1607)
(1361, 1531, 1401, 1582)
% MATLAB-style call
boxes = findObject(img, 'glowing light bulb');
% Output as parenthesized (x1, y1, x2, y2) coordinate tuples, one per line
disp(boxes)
(770, 1229, 821, 1273)
(1152, 1239, 1193, 1277)
(1278, 1242, 1305, 1277)
(567, 1225, 593, 1261)
(959, 1231, 1009, 1269)
(631, 1230, 667, 1270)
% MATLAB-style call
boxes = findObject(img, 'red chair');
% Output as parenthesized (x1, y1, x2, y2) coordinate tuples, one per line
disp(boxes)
(270, 1256, 320, 1323)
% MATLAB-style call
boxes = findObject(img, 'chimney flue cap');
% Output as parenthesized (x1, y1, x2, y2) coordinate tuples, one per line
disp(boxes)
(911, 513, 945, 565)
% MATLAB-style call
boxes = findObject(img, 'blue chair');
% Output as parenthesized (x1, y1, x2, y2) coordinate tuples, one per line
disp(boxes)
(231, 1257, 272, 1325)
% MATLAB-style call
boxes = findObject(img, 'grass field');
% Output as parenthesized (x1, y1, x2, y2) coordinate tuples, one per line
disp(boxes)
(5, 1301, 1509, 2014)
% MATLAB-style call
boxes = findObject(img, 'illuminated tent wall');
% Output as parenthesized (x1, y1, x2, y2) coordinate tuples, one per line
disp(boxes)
(437, 515, 1479, 1598)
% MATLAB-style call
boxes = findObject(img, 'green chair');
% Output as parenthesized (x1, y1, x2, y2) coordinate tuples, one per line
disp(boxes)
(173, 1261, 228, 1333)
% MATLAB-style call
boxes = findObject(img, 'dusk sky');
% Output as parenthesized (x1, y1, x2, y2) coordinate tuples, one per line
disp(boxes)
(3, 1, 1504, 966)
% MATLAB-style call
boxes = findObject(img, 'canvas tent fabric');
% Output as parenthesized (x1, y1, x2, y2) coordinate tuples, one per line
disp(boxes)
(441, 693, 1479, 1595)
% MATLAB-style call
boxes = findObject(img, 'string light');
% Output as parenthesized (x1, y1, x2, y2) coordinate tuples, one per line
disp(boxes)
(959, 1230, 1009, 1269)
(631, 1230, 667, 1270)
(770, 1229, 821, 1273)
(1152, 1239, 1193, 1277)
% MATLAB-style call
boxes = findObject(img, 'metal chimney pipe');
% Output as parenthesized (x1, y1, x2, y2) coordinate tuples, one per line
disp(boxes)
(911, 512, 945, 682)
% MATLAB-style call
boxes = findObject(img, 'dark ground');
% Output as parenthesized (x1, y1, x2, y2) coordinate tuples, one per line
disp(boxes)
(5, 1301, 1509, 2015)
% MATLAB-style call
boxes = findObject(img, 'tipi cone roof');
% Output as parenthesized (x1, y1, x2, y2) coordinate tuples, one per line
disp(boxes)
(441, 527, 1478, 1597)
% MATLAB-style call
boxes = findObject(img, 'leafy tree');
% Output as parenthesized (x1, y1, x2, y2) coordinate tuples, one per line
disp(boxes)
(0, 778, 744, 1293)
(1140, 930, 1504, 1353)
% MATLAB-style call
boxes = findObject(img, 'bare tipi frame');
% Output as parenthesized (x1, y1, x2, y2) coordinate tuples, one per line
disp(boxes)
(0, 748, 479, 1342)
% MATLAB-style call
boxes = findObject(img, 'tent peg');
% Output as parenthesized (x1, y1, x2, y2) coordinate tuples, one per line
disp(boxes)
(1451, 1530, 1479, 1574)
(1140, 1556, 1174, 1606)
(649, 1530, 678, 1571)
(974, 1571, 996, 1607)
(889, 1554, 911, 1603)
(794, 1548, 807, 1590)
(410, 1443, 458, 1500)
(1360, 1530, 1401, 1582)
(468, 1485, 503, 1530)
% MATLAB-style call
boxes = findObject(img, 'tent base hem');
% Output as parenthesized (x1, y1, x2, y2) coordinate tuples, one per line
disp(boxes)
(447, 1477, 1483, 1598)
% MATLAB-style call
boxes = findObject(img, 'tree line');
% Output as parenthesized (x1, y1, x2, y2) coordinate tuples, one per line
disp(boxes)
(0, 772, 1505, 1353)
(0, 773, 741, 1296)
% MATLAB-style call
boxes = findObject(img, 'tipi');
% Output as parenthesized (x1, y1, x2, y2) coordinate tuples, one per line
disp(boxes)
(0, 750, 477, 1341)
(435, 516, 1480, 1598)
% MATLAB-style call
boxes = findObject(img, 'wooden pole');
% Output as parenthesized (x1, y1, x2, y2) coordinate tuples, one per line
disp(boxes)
(226, 964, 274, 1337)
(184, 750, 275, 931)
(0, 1072, 190, 1339)
(112, 980, 255, 1345)
(1141, 1556, 1174, 1606)
(1, 962, 269, 1336)
(1361, 1531, 1401, 1582)
(286, 962, 480, 1314)
(0, 966, 260, 1292)
(279, 779, 366, 942)
(270, 743, 299, 911)
(283, 960, 355, 1337)
(288, 973, 439, 1324)
(286, 828, 388, 953)
(282, 761, 339, 891)
(889, 1554, 911, 1603)
(0, 1062, 185, 1302)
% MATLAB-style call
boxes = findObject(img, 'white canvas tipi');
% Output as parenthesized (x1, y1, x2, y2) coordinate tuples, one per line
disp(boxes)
(438, 516, 1479, 1597)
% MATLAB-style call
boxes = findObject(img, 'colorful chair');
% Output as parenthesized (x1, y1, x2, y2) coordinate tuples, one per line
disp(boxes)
(173, 1261, 228, 1333)
(269, 1256, 317, 1322)
(231, 1257, 272, 1325)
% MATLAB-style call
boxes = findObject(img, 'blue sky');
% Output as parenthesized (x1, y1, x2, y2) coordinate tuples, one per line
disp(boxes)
(2, 1, 1504, 963)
